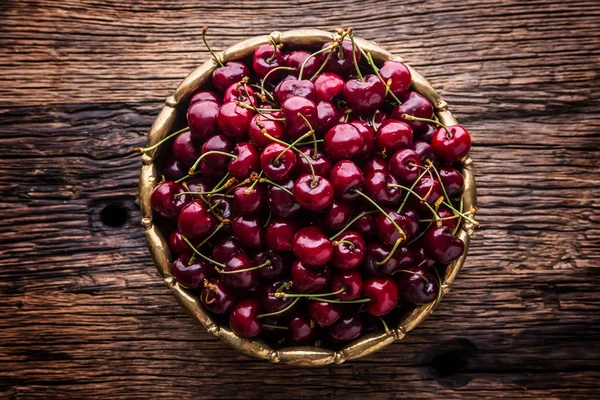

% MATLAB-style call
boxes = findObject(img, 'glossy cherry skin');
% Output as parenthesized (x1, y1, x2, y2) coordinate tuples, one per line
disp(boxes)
(293, 174, 334, 211)
(201, 134, 235, 171)
(266, 178, 302, 219)
(288, 313, 316, 344)
(208, 196, 233, 223)
(389, 148, 421, 184)
(411, 141, 437, 166)
(431, 125, 472, 163)
(352, 109, 388, 132)
(150, 181, 191, 219)
(230, 299, 261, 338)
(162, 157, 187, 181)
(189, 90, 221, 106)
(322, 40, 361, 76)
(324, 123, 364, 161)
(281, 96, 318, 140)
(187, 101, 220, 141)
(291, 260, 331, 293)
(316, 101, 340, 134)
(171, 255, 213, 289)
(343, 74, 385, 112)
(391, 91, 434, 132)
(231, 215, 265, 249)
(395, 265, 439, 306)
(350, 121, 375, 160)
(274, 76, 317, 104)
(309, 301, 342, 327)
(186, 176, 213, 197)
(332, 231, 366, 270)
(265, 219, 297, 252)
(201, 279, 236, 314)
(401, 207, 421, 238)
(330, 160, 364, 201)
(169, 230, 195, 256)
(375, 209, 411, 246)
(260, 142, 297, 181)
(376, 119, 413, 155)
(199, 162, 226, 184)
(253, 250, 287, 281)
(329, 314, 363, 342)
(363, 157, 388, 176)
(425, 225, 465, 263)
(292, 226, 334, 267)
(437, 205, 459, 232)
(352, 212, 377, 239)
(416, 124, 437, 143)
(253, 43, 284, 79)
(217, 102, 253, 141)
(212, 61, 250, 91)
(331, 270, 363, 300)
(228, 142, 260, 180)
(212, 237, 243, 265)
(379, 61, 411, 97)
(364, 242, 413, 277)
(412, 175, 443, 207)
(363, 278, 399, 316)
(363, 171, 401, 206)
(260, 280, 295, 315)
(285, 50, 319, 79)
(248, 114, 284, 149)
(410, 240, 435, 269)
(221, 253, 259, 290)
(295, 146, 332, 177)
(223, 82, 256, 106)
(172, 131, 203, 167)
(232, 184, 264, 215)
(313, 72, 344, 102)
(439, 165, 464, 197)
(323, 200, 354, 231)
(177, 200, 217, 239)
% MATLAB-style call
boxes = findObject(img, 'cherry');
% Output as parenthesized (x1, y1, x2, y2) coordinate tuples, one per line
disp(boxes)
(260, 142, 297, 181)
(295, 146, 332, 177)
(424, 225, 464, 263)
(329, 314, 363, 342)
(292, 226, 333, 267)
(389, 148, 421, 184)
(274, 76, 316, 104)
(212, 237, 243, 265)
(363, 278, 398, 316)
(332, 231, 366, 270)
(415, 124, 437, 143)
(351, 212, 377, 239)
(150, 181, 191, 218)
(330, 160, 364, 201)
(350, 121, 375, 160)
(186, 176, 213, 197)
(431, 125, 472, 163)
(364, 242, 413, 277)
(187, 101, 220, 141)
(410, 240, 435, 269)
(232, 184, 264, 215)
(410, 141, 437, 166)
(309, 301, 342, 327)
(363, 157, 388, 176)
(248, 115, 285, 150)
(171, 255, 213, 289)
(162, 157, 187, 181)
(265, 219, 297, 252)
(323, 200, 354, 231)
(208, 196, 233, 222)
(253, 43, 284, 79)
(285, 50, 319, 79)
(228, 142, 260, 180)
(293, 174, 334, 211)
(375, 209, 411, 246)
(401, 207, 421, 238)
(281, 96, 318, 139)
(223, 82, 256, 106)
(395, 265, 439, 306)
(363, 171, 401, 206)
(212, 61, 250, 91)
(375, 119, 413, 155)
(201, 134, 235, 171)
(288, 313, 316, 344)
(324, 123, 364, 160)
(437, 205, 459, 232)
(177, 200, 217, 239)
(169, 230, 195, 256)
(190, 90, 221, 106)
(331, 270, 362, 300)
(391, 91, 434, 132)
(201, 279, 236, 314)
(231, 215, 265, 249)
(378, 61, 411, 97)
(266, 178, 302, 219)
(316, 101, 340, 134)
(200, 162, 226, 184)
(172, 131, 203, 167)
(230, 298, 261, 338)
(260, 280, 295, 315)
(313, 72, 344, 102)
(439, 165, 464, 197)
(291, 260, 331, 293)
(322, 40, 360, 76)
(412, 175, 443, 207)
(221, 253, 259, 290)
(343, 74, 385, 112)
(352, 109, 387, 132)
(217, 102, 253, 141)
(254, 250, 287, 280)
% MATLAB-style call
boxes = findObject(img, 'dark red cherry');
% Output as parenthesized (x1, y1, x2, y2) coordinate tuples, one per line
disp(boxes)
(248, 114, 285, 149)
(265, 219, 297, 252)
(295, 146, 332, 177)
(379, 61, 411, 97)
(231, 215, 265, 249)
(330, 160, 364, 201)
(316, 101, 340, 134)
(190, 90, 221, 106)
(331, 270, 363, 300)
(232, 184, 264, 215)
(343, 74, 385, 112)
(425, 225, 465, 263)
(439, 165, 464, 197)
(363, 278, 399, 316)
(171, 255, 213, 289)
(332, 231, 366, 270)
(410, 141, 437, 166)
(389, 148, 421, 184)
(260, 280, 295, 315)
(221, 253, 259, 290)
(260, 142, 297, 181)
(228, 142, 259, 180)
(201, 279, 235, 314)
(437, 205, 459, 232)
(324, 123, 364, 160)
(285, 50, 320, 79)
(162, 157, 187, 181)
(351, 211, 377, 239)
(212, 237, 243, 265)
(313, 72, 344, 102)
(177, 200, 217, 239)
(291, 260, 331, 293)
(217, 102, 253, 141)
(293, 174, 334, 211)
(416, 123, 437, 143)
(376, 119, 413, 155)
(172, 131, 202, 167)
(410, 240, 435, 269)
(212, 61, 250, 91)
(230, 299, 261, 338)
(364, 242, 413, 277)
(401, 207, 420, 238)
(353, 109, 388, 132)
(150, 181, 191, 219)
(200, 162, 226, 184)
(201, 134, 235, 171)
(395, 265, 439, 306)
(323, 200, 354, 231)
(223, 82, 256, 106)
(391, 92, 434, 132)
(169, 230, 195, 256)
(309, 301, 342, 327)
(350, 121, 375, 160)
(363, 157, 388, 176)
(253, 250, 287, 280)
(274, 76, 316, 104)
(288, 313, 316, 344)
(363, 171, 401, 206)
(281, 96, 318, 140)
(292, 226, 333, 267)
(187, 101, 220, 141)
(266, 178, 302, 219)
(412, 175, 443, 207)
(431, 125, 472, 163)
(253, 43, 284, 79)
(322, 40, 360, 76)
(186, 176, 213, 197)
(329, 314, 363, 342)
(375, 209, 411, 246)
(208, 196, 233, 222)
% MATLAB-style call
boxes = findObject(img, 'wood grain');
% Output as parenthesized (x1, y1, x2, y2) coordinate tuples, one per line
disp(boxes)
(1, 0, 599, 399)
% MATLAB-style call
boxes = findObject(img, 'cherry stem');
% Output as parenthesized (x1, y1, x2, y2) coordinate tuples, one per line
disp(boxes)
(182, 236, 225, 267)
(296, 113, 319, 159)
(397, 166, 431, 213)
(309, 46, 334, 82)
(362, 50, 402, 105)
(378, 317, 392, 336)
(274, 129, 313, 164)
(263, 132, 317, 186)
(201, 26, 224, 67)
(236, 101, 285, 122)
(420, 214, 463, 223)
(375, 238, 402, 266)
(441, 195, 478, 227)
(260, 66, 296, 95)
(331, 239, 355, 250)
(134, 127, 189, 153)
(347, 29, 363, 81)
(454, 199, 464, 235)
(259, 177, 293, 196)
(244, 171, 263, 194)
(188, 151, 237, 176)
(296, 138, 324, 147)
(273, 287, 345, 299)
(353, 189, 407, 242)
(263, 211, 272, 228)
(298, 44, 337, 81)
(211, 172, 232, 193)
(262, 324, 289, 331)
(401, 114, 450, 137)
(257, 297, 300, 319)
(175, 175, 190, 183)
(391, 269, 430, 284)
(344, 108, 352, 123)
(249, 83, 275, 104)
(189, 223, 224, 263)
(426, 160, 451, 206)
(388, 184, 441, 221)
(329, 210, 378, 241)
(216, 259, 272, 275)
(266, 37, 280, 63)
(432, 267, 443, 303)
(310, 297, 371, 304)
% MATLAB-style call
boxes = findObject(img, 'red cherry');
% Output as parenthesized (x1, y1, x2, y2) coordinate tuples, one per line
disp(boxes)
(363, 170, 402, 206)
(323, 200, 354, 231)
(187, 101, 220, 141)
(331, 270, 363, 300)
(324, 123, 364, 160)
(281, 96, 318, 140)
(253, 43, 284, 79)
(395, 265, 439, 306)
(201, 279, 236, 314)
(437, 205, 459, 232)
(201, 134, 235, 171)
(329, 314, 363, 342)
(330, 160, 364, 201)
(150, 181, 191, 219)
(161, 157, 187, 181)
(379, 61, 411, 97)
(253, 250, 288, 281)
(171, 255, 213, 289)
(231, 215, 265, 249)
(172, 131, 202, 167)
(274, 76, 316, 104)
(363, 278, 399, 316)
(230, 299, 261, 338)
(412, 175, 443, 207)
(364, 242, 413, 277)
(260, 142, 297, 181)
(332, 231, 366, 270)
(260, 280, 295, 315)
(223, 82, 256, 106)
(222, 253, 259, 290)
(288, 313, 316, 344)
(212, 237, 243, 265)
(200, 162, 226, 184)
(322, 40, 360, 76)
(208, 196, 233, 222)
(285, 50, 320, 79)
(228, 142, 260, 180)
(375, 209, 411, 246)
(350, 121, 375, 160)
(343, 74, 385, 112)
(424, 225, 465, 263)
(295, 146, 332, 177)
(375, 119, 413, 155)
(169, 230, 195, 256)
(291, 260, 331, 293)
(190, 90, 221, 106)
(265, 219, 297, 252)
(212, 61, 250, 91)
(232, 184, 264, 215)
(410, 240, 435, 269)
(293, 174, 334, 211)
(177, 200, 217, 239)
(309, 301, 342, 327)
(292, 226, 333, 267)
(391, 92, 433, 132)
(410, 141, 437, 166)
(363, 157, 388, 176)
(431, 125, 472, 163)
(266, 178, 302, 219)
(416, 123, 437, 143)
(248, 114, 285, 149)
(401, 206, 421, 238)
(316, 101, 340, 134)
(217, 102, 253, 141)
(186, 176, 213, 198)
(351, 211, 377, 239)
(439, 165, 464, 197)
(313, 72, 344, 102)
(389, 148, 421, 184)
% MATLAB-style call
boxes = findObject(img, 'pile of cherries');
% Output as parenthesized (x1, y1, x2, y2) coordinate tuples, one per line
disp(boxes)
(140, 27, 477, 347)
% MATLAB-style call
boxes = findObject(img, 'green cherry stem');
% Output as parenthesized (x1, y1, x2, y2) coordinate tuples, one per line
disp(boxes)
(347, 28, 363, 81)
(244, 171, 264, 194)
(453, 199, 464, 235)
(260, 66, 297, 95)
(236, 101, 285, 122)
(379, 317, 392, 336)
(263, 211, 272, 228)
(211, 172, 231, 193)
(397, 166, 431, 213)
(216, 259, 272, 275)
(134, 127, 189, 153)
(432, 267, 443, 303)
(296, 138, 324, 147)
(263, 132, 318, 186)
(298, 44, 337, 81)
(189, 223, 225, 263)
(257, 297, 300, 319)
(188, 151, 237, 175)
(274, 129, 313, 164)
(182, 236, 225, 267)
(362, 50, 402, 105)
(388, 184, 441, 221)
(329, 210, 378, 241)
(266, 38, 280, 63)
(353, 189, 407, 242)
(272, 287, 345, 299)
(259, 177, 293, 196)
(331, 240, 355, 250)
(262, 324, 289, 331)
(310, 297, 372, 304)
(201, 26, 224, 67)
(375, 238, 402, 266)
(296, 113, 319, 158)
(391, 268, 430, 284)
(175, 175, 190, 183)
(401, 114, 450, 137)
(309, 46, 334, 82)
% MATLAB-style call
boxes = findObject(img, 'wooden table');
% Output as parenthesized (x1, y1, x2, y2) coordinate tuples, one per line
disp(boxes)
(1, 1, 599, 398)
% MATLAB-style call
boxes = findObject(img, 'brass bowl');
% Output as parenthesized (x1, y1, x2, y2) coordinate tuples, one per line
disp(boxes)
(138, 29, 477, 365)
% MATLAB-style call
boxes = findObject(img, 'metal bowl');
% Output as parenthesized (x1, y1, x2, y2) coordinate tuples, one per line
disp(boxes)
(138, 28, 477, 365)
